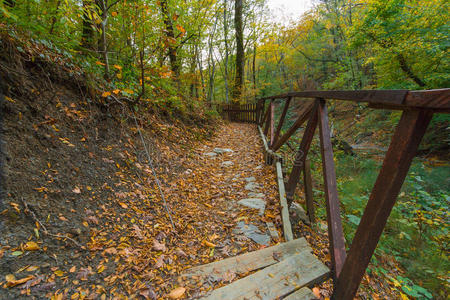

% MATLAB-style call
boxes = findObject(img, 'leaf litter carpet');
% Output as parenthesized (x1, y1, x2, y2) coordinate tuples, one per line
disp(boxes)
(2, 122, 283, 299)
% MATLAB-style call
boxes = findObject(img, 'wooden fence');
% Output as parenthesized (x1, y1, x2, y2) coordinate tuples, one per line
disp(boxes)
(217, 103, 258, 123)
(224, 89, 450, 299)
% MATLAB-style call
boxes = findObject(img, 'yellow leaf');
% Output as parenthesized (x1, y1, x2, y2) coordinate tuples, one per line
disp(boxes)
(116, 73, 122, 79)
(113, 64, 122, 70)
(26, 266, 39, 272)
(5, 96, 15, 103)
(123, 88, 134, 94)
(6, 275, 34, 287)
(69, 266, 76, 273)
(168, 287, 185, 299)
(71, 292, 80, 300)
(54, 270, 64, 277)
(113, 89, 120, 95)
(111, 11, 118, 17)
(119, 202, 128, 209)
(400, 293, 409, 300)
(97, 265, 105, 273)
(203, 240, 216, 248)
(102, 91, 111, 98)
(24, 241, 40, 251)
(95, 61, 106, 66)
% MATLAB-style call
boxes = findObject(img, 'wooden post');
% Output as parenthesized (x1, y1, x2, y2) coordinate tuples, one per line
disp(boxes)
(260, 101, 270, 127)
(272, 96, 292, 147)
(271, 103, 314, 151)
(317, 98, 346, 281)
(285, 101, 318, 207)
(333, 110, 433, 300)
(264, 100, 272, 136)
(304, 159, 315, 224)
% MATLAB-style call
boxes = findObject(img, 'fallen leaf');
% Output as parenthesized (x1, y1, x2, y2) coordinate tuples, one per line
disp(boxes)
(69, 266, 76, 273)
(203, 240, 216, 248)
(312, 287, 321, 298)
(97, 264, 105, 273)
(104, 247, 117, 255)
(168, 287, 186, 299)
(154, 255, 165, 268)
(118, 202, 128, 209)
(222, 270, 236, 283)
(24, 241, 40, 251)
(72, 187, 81, 194)
(6, 274, 34, 287)
(26, 266, 39, 272)
(152, 240, 166, 252)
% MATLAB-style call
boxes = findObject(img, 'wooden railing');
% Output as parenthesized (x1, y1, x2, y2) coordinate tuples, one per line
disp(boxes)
(225, 89, 449, 299)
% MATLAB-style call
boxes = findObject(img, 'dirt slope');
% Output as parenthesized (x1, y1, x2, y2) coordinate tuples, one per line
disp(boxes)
(0, 33, 214, 298)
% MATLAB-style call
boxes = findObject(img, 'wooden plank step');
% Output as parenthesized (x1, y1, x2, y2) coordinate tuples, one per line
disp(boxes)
(202, 250, 329, 299)
(284, 287, 317, 300)
(183, 238, 309, 280)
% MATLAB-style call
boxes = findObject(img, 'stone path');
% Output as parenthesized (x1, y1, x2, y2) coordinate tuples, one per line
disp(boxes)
(199, 127, 281, 246)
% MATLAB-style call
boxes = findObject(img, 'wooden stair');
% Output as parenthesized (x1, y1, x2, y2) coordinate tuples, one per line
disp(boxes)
(183, 238, 329, 299)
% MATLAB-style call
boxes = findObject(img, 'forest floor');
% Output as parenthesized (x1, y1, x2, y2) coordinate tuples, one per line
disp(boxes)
(0, 119, 287, 299)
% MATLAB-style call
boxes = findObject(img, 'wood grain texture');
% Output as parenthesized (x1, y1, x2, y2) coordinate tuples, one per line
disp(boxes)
(304, 159, 315, 224)
(284, 287, 318, 300)
(317, 99, 346, 280)
(285, 100, 318, 207)
(276, 161, 294, 241)
(184, 238, 309, 278)
(203, 250, 329, 299)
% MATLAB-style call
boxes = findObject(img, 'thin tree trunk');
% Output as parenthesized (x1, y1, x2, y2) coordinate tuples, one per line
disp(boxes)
(159, 0, 179, 78)
(207, 14, 219, 107)
(223, 0, 230, 103)
(49, 0, 61, 34)
(99, 0, 110, 79)
(233, 0, 244, 102)
(196, 44, 205, 99)
(252, 41, 256, 101)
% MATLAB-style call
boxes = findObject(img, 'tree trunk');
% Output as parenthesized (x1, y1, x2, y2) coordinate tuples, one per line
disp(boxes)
(49, 0, 61, 34)
(206, 14, 219, 107)
(252, 41, 256, 101)
(232, 0, 244, 103)
(397, 53, 425, 87)
(99, 0, 110, 79)
(159, 0, 179, 78)
(223, 0, 230, 103)
(196, 44, 205, 99)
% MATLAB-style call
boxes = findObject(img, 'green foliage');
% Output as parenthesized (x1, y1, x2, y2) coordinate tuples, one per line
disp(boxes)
(333, 153, 449, 297)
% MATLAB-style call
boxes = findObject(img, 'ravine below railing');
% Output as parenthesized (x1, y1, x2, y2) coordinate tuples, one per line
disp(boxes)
(219, 89, 449, 300)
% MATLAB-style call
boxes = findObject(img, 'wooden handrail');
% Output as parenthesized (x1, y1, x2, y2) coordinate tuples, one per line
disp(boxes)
(220, 88, 449, 299)
(257, 88, 450, 112)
